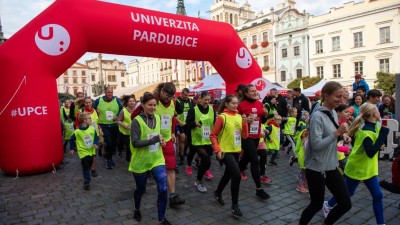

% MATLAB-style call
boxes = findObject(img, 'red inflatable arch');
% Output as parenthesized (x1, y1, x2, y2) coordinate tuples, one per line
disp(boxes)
(0, 0, 261, 175)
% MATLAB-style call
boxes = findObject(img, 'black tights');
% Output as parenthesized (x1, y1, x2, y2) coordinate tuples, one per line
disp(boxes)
(257, 149, 267, 176)
(299, 168, 351, 225)
(194, 146, 212, 181)
(238, 138, 261, 189)
(216, 153, 241, 206)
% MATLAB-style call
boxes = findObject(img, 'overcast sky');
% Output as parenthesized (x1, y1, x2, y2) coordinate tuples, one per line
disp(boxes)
(0, 0, 363, 63)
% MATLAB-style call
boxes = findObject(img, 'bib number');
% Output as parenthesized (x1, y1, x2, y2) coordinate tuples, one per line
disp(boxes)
(276, 129, 281, 140)
(148, 133, 160, 152)
(83, 135, 93, 148)
(291, 124, 295, 133)
(250, 120, 259, 135)
(69, 124, 74, 131)
(161, 114, 171, 130)
(106, 111, 113, 121)
(234, 130, 241, 147)
(183, 112, 188, 121)
(202, 126, 210, 140)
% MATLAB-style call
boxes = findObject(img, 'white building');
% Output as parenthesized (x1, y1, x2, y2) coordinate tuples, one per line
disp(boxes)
(274, 1, 310, 87)
(57, 62, 93, 97)
(308, 0, 400, 89)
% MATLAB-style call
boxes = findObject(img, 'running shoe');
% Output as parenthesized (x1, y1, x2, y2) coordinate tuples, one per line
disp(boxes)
(205, 170, 214, 180)
(195, 181, 207, 193)
(186, 166, 193, 175)
(231, 204, 243, 217)
(296, 185, 309, 193)
(323, 201, 331, 218)
(213, 191, 225, 206)
(260, 175, 272, 184)
(240, 172, 247, 181)
(256, 188, 270, 200)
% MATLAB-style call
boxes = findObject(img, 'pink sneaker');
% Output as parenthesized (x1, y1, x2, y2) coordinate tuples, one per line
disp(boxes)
(260, 175, 272, 184)
(205, 170, 214, 180)
(186, 166, 193, 175)
(240, 172, 247, 181)
(296, 185, 309, 193)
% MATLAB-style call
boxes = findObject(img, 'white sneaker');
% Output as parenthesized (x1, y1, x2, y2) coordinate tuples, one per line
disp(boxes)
(195, 181, 207, 193)
(323, 201, 331, 218)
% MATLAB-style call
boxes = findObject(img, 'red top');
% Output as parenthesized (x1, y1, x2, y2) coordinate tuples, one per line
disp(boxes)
(237, 100, 266, 139)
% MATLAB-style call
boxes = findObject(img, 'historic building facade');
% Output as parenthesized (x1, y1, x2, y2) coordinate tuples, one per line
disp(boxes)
(308, 0, 400, 89)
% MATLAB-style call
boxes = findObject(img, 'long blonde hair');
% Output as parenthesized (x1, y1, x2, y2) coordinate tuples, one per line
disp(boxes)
(348, 103, 378, 136)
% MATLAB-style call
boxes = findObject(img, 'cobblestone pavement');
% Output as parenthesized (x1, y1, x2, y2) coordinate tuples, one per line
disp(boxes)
(1, 150, 399, 225)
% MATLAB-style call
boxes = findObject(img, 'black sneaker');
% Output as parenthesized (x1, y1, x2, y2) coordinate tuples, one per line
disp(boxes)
(84, 183, 90, 190)
(174, 167, 179, 173)
(133, 209, 141, 222)
(214, 191, 225, 206)
(231, 204, 243, 217)
(169, 194, 185, 208)
(91, 170, 98, 177)
(289, 156, 298, 166)
(158, 218, 172, 225)
(269, 161, 277, 166)
(256, 188, 270, 200)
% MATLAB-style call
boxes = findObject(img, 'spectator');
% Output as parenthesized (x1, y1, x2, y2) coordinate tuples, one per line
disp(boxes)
(378, 94, 395, 119)
(353, 74, 369, 94)
(366, 89, 382, 105)
(263, 88, 288, 117)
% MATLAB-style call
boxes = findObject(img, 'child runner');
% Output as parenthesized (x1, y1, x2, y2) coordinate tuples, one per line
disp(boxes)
(210, 94, 249, 217)
(324, 103, 389, 225)
(283, 107, 297, 155)
(258, 123, 272, 183)
(265, 114, 282, 166)
(69, 113, 99, 190)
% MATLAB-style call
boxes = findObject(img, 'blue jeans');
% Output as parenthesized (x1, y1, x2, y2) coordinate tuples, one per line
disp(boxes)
(133, 165, 167, 221)
(328, 175, 384, 224)
(81, 156, 94, 184)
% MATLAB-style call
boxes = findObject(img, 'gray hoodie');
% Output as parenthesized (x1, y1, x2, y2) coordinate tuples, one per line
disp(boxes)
(304, 106, 339, 172)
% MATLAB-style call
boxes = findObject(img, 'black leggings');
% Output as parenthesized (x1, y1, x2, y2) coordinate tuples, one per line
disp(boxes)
(216, 153, 241, 206)
(257, 149, 267, 176)
(299, 168, 351, 225)
(118, 133, 131, 161)
(238, 138, 261, 189)
(193, 145, 212, 181)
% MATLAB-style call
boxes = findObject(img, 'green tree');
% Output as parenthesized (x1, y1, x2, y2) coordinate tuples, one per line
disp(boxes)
(374, 72, 395, 95)
(58, 92, 75, 103)
(287, 76, 322, 90)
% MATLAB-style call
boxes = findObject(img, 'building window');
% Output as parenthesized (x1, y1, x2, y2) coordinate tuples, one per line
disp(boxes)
(281, 71, 286, 82)
(121, 72, 125, 77)
(296, 69, 302, 79)
(91, 74, 95, 82)
(262, 32, 268, 42)
(82, 78, 86, 84)
(354, 32, 363, 47)
(379, 58, 389, 73)
(282, 48, 287, 58)
(354, 61, 363, 75)
(333, 64, 341, 78)
(316, 40, 323, 54)
(243, 38, 247, 45)
(317, 66, 324, 78)
(294, 46, 300, 56)
(73, 70, 77, 76)
(379, 27, 390, 43)
(263, 55, 269, 66)
(64, 71, 68, 75)
(121, 82, 125, 88)
(73, 78, 77, 84)
(73, 88, 78, 96)
(81, 71, 86, 76)
(64, 78, 68, 84)
(332, 36, 340, 51)
(252, 35, 257, 45)
(108, 75, 116, 82)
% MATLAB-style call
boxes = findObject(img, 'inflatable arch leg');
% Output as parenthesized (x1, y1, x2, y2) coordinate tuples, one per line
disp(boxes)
(0, 0, 261, 175)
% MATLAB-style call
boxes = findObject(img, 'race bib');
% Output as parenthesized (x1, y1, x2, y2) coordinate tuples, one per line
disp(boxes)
(276, 129, 281, 140)
(202, 126, 210, 140)
(83, 135, 93, 148)
(250, 120, 259, 135)
(106, 111, 113, 121)
(69, 124, 74, 131)
(234, 130, 241, 147)
(161, 114, 171, 130)
(291, 124, 295, 133)
(148, 133, 160, 152)
(184, 112, 188, 121)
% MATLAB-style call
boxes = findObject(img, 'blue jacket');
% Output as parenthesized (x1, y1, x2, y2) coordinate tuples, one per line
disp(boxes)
(353, 79, 369, 94)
